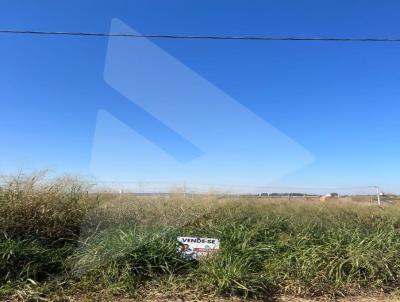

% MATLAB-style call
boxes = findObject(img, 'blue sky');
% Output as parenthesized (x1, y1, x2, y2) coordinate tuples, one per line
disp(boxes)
(1, 1, 400, 192)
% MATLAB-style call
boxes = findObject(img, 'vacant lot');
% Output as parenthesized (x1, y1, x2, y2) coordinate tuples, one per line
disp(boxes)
(1, 173, 400, 301)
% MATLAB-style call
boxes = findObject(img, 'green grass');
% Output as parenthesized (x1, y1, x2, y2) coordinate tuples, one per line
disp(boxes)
(1, 172, 400, 300)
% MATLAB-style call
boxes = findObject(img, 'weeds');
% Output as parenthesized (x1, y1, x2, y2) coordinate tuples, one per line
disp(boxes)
(1, 172, 400, 300)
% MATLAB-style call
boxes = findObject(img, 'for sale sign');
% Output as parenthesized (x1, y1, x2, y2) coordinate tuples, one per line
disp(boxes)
(177, 236, 220, 260)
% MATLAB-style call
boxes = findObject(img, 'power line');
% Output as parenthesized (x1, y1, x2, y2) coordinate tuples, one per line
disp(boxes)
(1, 29, 400, 43)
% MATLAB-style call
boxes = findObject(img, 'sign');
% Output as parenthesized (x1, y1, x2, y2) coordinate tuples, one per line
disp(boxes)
(177, 236, 220, 260)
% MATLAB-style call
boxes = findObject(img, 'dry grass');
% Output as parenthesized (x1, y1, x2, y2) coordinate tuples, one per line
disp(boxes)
(1, 172, 400, 301)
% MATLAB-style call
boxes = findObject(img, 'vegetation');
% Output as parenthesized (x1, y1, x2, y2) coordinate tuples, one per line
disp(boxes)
(1, 172, 400, 301)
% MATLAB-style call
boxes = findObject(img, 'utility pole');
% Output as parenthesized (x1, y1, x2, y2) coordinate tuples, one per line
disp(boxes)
(375, 186, 381, 206)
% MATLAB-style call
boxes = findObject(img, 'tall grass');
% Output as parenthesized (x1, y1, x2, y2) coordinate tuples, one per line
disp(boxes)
(0, 171, 98, 241)
(1, 173, 400, 300)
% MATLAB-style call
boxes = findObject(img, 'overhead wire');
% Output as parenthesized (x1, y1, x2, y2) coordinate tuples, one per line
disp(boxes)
(1, 29, 400, 43)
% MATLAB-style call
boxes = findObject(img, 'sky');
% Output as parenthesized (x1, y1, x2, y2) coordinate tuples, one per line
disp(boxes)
(0, 1, 400, 193)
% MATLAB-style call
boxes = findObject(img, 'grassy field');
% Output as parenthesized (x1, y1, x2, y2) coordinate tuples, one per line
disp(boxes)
(1, 173, 400, 301)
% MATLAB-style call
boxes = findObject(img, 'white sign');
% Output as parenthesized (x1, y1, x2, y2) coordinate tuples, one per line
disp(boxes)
(177, 236, 220, 260)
